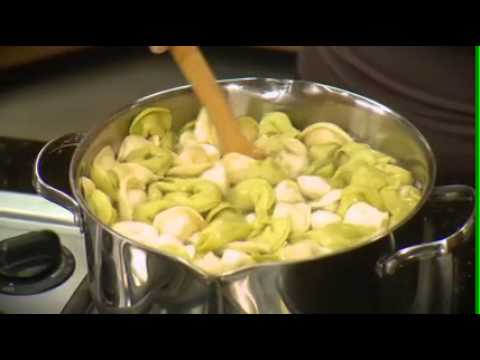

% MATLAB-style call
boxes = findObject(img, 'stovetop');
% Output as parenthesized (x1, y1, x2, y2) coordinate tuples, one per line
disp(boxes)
(0, 136, 85, 313)
(0, 137, 45, 194)
(0, 191, 87, 313)
(0, 136, 475, 314)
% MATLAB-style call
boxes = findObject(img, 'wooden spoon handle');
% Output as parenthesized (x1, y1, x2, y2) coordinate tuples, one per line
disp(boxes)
(169, 46, 259, 158)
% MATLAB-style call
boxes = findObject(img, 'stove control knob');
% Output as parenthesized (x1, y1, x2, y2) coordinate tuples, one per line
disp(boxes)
(0, 231, 75, 295)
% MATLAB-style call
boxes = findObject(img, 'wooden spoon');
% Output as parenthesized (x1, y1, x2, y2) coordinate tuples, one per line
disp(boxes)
(168, 46, 263, 159)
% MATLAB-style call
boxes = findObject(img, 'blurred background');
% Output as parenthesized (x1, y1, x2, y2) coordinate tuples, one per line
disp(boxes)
(0, 46, 474, 189)
(0, 46, 300, 141)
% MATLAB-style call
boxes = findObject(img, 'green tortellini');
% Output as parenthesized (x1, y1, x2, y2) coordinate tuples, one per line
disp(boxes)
(330, 143, 397, 188)
(228, 178, 275, 223)
(151, 132, 176, 151)
(375, 163, 414, 188)
(129, 107, 172, 138)
(196, 212, 253, 254)
(299, 223, 376, 250)
(309, 143, 341, 165)
(301, 123, 353, 147)
(303, 143, 341, 178)
(168, 144, 220, 177)
(246, 158, 288, 186)
(380, 185, 422, 227)
(238, 116, 259, 143)
(222, 150, 289, 186)
(337, 185, 386, 216)
(80, 176, 117, 225)
(258, 112, 300, 138)
(133, 178, 222, 223)
(227, 217, 291, 256)
(125, 145, 173, 176)
(87, 189, 118, 225)
(89, 146, 119, 201)
(350, 165, 388, 190)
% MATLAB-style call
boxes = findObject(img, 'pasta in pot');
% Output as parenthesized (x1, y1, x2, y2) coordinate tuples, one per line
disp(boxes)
(80, 107, 422, 275)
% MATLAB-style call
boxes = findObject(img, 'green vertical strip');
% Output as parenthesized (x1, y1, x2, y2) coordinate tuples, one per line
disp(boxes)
(476, 45, 479, 315)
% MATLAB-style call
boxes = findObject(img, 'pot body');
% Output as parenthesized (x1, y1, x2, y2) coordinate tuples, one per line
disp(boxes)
(33, 78, 474, 314)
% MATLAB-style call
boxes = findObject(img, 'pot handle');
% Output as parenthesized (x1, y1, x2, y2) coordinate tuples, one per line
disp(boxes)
(376, 185, 475, 277)
(33, 133, 84, 227)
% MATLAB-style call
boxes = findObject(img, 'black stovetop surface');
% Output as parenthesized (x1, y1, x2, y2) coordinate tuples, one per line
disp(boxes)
(0, 136, 45, 194)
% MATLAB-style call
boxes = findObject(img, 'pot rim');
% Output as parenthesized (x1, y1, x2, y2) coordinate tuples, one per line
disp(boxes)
(68, 77, 437, 280)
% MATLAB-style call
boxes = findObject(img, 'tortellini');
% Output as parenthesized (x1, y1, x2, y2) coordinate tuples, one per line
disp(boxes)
(311, 210, 342, 229)
(89, 146, 119, 200)
(273, 202, 311, 235)
(168, 144, 220, 177)
(227, 218, 291, 257)
(258, 112, 300, 138)
(129, 107, 172, 138)
(310, 189, 342, 212)
(228, 178, 275, 224)
(196, 212, 252, 254)
(153, 206, 206, 241)
(222, 153, 257, 184)
(297, 176, 331, 200)
(82, 106, 422, 275)
(200, 162, 229, 195)
(279, 240, 333, 261)
(194, 108, 219, 147)
(87, 188, 118, 225)
(275, 180, 304, 203)
(257, 135, 308, 178)
(343, 202, 389, 230)
(299, 223, 376, 251)
(301, 122, 353, 147)
(133, 179, 222, 222)
(238, 116, 259, 143)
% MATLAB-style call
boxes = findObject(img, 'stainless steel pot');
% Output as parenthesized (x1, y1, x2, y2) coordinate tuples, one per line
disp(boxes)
(33, 78, 475, 314)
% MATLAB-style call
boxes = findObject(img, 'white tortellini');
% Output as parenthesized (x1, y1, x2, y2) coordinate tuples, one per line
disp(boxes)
(194, 108, 219, 147)
(168, 144, 220, 177)
(153, 206, 206, 241)
(194, 252, 224, 275)
(280, 240, 333, 261)
(222, 153, 257, 184)
(343, 202, 389, 230)
(311, 210, 342, 229)
(297, 176, 331, 200)
(273, 202, 311, 235)
(112, 221, 159, 245)
(221, 249, 255, 272)
(200, 162, 229, 195)
(301, 122, 353, 147)
(275, 180, 305, 203)
(310, 189, 343, 212)
(117, 135, 152, 162)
